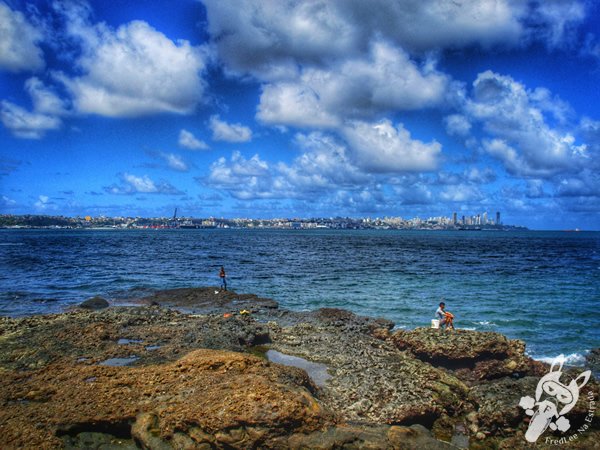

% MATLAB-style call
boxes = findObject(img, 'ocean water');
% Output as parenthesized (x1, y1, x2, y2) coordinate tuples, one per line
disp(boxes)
(1, 229, 598, 362)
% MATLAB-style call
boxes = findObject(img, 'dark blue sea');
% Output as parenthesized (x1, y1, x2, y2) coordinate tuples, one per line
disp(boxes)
(1, 229, 598, 363)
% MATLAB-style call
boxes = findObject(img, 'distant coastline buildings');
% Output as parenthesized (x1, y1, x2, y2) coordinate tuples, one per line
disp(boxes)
(0, 211, 525, 231)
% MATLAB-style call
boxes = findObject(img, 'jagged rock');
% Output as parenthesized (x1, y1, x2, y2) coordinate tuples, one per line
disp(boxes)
(79, 296, 109, 310)
(1, 291, 597, 449)
(389, 327, 546, 380)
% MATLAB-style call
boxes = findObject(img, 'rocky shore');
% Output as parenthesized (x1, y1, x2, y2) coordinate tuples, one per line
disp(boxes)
(0, 288, 598, 449)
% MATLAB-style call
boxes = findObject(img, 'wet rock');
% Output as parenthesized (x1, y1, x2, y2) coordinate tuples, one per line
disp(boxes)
(79, 296, 109, 310)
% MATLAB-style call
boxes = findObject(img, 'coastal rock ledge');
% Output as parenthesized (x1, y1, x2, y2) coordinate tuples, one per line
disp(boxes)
(0, 287, 598, 449)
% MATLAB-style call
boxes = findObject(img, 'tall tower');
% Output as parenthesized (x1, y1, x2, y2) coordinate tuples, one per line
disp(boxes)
(496, 211, 501, 225)
(453, 212, 457, 225)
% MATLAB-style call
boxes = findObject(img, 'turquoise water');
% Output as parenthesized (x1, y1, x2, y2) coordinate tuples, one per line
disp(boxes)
(1, 229, 598, 361)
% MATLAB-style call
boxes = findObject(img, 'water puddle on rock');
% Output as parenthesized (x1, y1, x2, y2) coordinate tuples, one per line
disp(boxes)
(99, 356, 139, 367)
(117, 338, 142, 345)
(145, 345, 161, 351)
(266, 350, 331, 387)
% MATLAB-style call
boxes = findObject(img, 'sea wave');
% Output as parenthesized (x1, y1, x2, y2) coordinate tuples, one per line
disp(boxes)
(535, 352, 588, 366)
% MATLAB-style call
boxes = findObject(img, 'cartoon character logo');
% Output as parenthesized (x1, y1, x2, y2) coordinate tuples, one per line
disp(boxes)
(519, 354, 591, 443)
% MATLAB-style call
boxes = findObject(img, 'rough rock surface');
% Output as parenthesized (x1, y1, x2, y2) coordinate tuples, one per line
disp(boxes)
(389, 327, 547, 381)
(139, 287, 279, 313)
(0, 287, 598, 449)
(1, 349, 332, 448)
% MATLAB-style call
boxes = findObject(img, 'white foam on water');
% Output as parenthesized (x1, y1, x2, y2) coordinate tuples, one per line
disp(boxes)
(476, 321, 497, 326)
(535, 352, 588, 366)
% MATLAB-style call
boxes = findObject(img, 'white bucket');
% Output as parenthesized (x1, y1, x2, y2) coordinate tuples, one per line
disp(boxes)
(431, 319, 440, 329)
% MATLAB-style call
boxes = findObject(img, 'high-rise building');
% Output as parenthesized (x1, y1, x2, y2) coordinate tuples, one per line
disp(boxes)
(452, 212, 457, 224)
(482, 212, 488, 225)
(496, 211, 501, 225)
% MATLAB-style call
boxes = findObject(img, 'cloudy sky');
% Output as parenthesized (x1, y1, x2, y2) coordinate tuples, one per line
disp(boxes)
(1, 0, 599, 229)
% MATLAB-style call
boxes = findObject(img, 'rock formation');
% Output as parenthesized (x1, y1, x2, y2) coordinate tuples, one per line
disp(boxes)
(0, 288, 597, 449)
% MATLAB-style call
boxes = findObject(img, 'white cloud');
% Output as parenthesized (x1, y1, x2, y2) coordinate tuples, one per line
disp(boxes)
(444, 114, 472, 137)
(257, 82, 341, 129)
(1, 195, 17, 208)
(25, 77, 68, 116)
(207, 133, 371, 200)
(257, 40, 449, 128)
(208, 152, 272, 199)
(161, 153, 189, 172)
(104, 173, 183, 195)
(203, 0, 587, 79)
(34, 194, 56, 211)
(394, 183, 433, 205)
(0, 100, 61, 139)
(0, 77, 68, 139)
(178, 129, 208, 150)
(464, 167, 496, 184)
(528, 0, 586, 48)
(58, 18, 208, 117)
(440, 184, 484, 202)
(466, 70, 588, 177)
(209, 115, 252, 143)
(341, 119, 442, 173)
(0, 3, 44, 72)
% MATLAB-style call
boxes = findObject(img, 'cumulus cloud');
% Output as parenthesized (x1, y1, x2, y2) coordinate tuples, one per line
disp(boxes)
(341, 119, 441, 173)
(25, 77, 69, 116)
(34, 194, 56, 211)
(526, 0, 586, 48)
(104, 173, 183, 195)
(464, 167, 497, 184)
(202, 0, 552, 78)
(0, 2, 44, 72)
(209, 115, 252, 142)
(465, 70, 588, 177)
(178, 129, 208, 150)
(160, 153, 189, 172)
(444, 114, 472, 137)
(257, 40, 449, 128)
(0, 100, 61, 139)
(206, 133, 371, 200)
(1, 195, 17, 208)
(207, 152, 272, 199)
(440, 184, 484, 202)
(0, 77, 69, 139)
(56, 10, 208, 117)
(394, 183, 433, 205)
(203, 0, 588, 78)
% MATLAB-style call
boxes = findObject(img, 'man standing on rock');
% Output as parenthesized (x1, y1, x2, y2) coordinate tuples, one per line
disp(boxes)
(219, 266, 227, 291)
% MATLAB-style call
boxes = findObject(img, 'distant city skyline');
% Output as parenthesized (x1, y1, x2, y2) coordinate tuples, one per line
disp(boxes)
(1, 1, 600, 230)
(2, 209, 529, 231)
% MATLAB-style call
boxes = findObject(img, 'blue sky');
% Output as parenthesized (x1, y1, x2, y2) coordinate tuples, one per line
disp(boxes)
(1, 0, 600, 229)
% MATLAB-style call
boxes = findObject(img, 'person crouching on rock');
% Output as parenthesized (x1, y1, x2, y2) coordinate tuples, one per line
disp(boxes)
(436, 301, 454, 332)
(219, 266, 227, 291)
